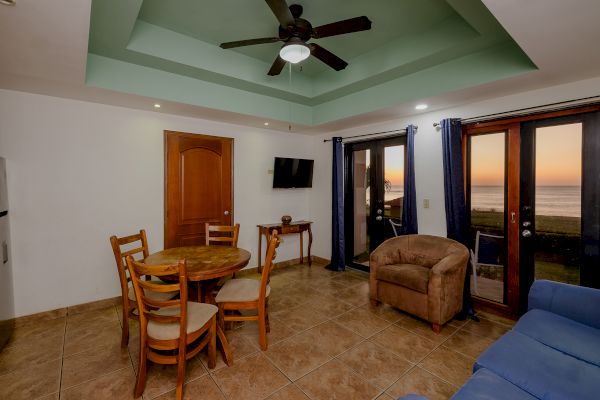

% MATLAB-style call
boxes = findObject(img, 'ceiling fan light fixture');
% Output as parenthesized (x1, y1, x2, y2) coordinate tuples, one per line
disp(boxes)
(279, 40, 310, 64)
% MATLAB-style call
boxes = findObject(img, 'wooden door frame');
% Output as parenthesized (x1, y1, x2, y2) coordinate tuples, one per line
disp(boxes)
(463, 104, 600, 316)
(164, 131, 234, 248)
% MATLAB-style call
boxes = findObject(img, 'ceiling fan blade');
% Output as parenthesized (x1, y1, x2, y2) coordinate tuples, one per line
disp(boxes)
(265, 0, 295, 28)
(312, 16, 372, 39)
(220, 37, 282, 49)
(267, 56, 286, 76)
(309, 43, 348, 71)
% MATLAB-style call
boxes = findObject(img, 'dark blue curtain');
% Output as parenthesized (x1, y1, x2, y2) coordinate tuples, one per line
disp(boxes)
(326, 137, 346, 272)
(441, 118, 467, 243)
(441, 118, 476, 319)
(401, 125, 418, 234)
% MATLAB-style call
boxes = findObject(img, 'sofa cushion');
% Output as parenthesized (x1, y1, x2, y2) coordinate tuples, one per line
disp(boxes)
(376, 263, 429, 293)
(451, 368, 538, 400)
(515, 309, 600, 367)
(475, 330, 600, 400)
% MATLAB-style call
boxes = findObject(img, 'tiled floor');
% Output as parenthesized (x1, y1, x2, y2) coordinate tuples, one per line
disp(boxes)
(0, 262, 515, 400)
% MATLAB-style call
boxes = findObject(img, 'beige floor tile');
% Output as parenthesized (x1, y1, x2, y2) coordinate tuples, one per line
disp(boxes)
(395, 315, 458, 344)
(61, 343, 132, 389)
(140, 355, 207, 399)
(268, 292, 309, 314)
(476, 310, 517, 327)
(66, 306, 120, 334)
(333, 273, 370, 287)
(149, 375, 225, 400)
(386, 367, 456, 400)
(296, 359, 381, 400)
(270, 304, 329, 333)
(235, 316, 296, 347)
(461, 318, 511, 340)
(335, 307, 392, 338)
(212, 353, 289, 400)
(337, 341, 412, 390)
(61, 366, 136, 400)
(360, 303, 407, 323)
(0, 357, 61, 400)
(63, 323, 123, 356)
(303, 295, 355, 318)
(376, 394, 395, 400)
(8, 317, 65, 348)
(67, 298, 119, 315)
(335, 282, 371, 306)
(371, 325, 437, 363)
(308, 321, 364, 357)
(14, 309, 66, 328)
(0, 332, 63, 375)
(36, 393, 59, 400)
(265, 384, 310, 400)
(443, 330, 496, 359)
(311, 278, 349, 296)
(418, 347, 474, 387)
(265, 330, 333, 380)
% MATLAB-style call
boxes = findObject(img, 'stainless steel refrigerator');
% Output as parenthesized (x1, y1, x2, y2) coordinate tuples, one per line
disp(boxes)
(0, 157, 14, 350)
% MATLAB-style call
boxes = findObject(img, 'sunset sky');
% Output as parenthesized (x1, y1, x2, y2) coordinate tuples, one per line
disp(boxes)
(384, 145, 404, 186)
(470, 123, 582, 186)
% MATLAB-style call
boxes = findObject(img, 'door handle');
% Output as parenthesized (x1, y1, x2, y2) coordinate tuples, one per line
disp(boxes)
(224, 210, 230, 216)
(375, 216, 383, 221)
(522, 230, 532, 238)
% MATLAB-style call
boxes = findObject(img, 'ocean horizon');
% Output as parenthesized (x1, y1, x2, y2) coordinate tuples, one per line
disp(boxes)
(383, 185, 581, 218)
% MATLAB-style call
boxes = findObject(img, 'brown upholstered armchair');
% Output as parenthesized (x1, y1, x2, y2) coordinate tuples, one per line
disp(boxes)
(370, 234, 469, 332)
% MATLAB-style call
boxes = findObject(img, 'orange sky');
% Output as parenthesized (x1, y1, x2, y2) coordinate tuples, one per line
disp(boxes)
(385, 146, 404, 186)
(470, 123, 582, 186)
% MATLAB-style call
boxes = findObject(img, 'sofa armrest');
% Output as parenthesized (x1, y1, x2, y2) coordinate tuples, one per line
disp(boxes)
(528, 280, 600, 329)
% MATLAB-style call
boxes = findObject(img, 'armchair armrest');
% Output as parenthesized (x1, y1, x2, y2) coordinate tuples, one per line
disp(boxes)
(528, 280, 600, 329)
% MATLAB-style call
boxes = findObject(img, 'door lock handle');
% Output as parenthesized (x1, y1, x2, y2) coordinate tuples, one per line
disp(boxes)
(375, 216, 383, 221)
(224, 211, 230, 216)
(522, 230, 532, 238)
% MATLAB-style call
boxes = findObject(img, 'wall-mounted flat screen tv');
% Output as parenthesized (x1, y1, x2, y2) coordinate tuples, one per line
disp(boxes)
(273, 157, 314, 188)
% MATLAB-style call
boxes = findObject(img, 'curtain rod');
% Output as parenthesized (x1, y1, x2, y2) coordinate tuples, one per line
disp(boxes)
(323, 127, 416, 143)
(432, 95, 600, 127)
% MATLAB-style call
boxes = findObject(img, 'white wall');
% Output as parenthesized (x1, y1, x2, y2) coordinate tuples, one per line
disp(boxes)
(309, 76, 600, 260)
(0, 89, 316, 317)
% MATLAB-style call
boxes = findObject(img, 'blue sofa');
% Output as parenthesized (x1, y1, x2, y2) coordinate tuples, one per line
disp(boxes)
(402, 280, 600, 400)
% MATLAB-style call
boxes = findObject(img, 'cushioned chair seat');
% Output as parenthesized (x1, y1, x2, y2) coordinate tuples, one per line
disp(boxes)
(215, 278, 270, 303)
(147, 302, 217, 341)
(128, 285, 177, 302)
(376, 263, 429, 294)
(451, 368, 537, 400)
(514, 308, 600, 367)
(475, 330, 600, 400)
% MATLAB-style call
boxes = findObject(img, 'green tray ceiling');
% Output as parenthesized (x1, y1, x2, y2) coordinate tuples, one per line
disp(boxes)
(87, 0, 536, 126)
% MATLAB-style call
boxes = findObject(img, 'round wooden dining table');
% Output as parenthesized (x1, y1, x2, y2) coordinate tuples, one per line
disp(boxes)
(144, 245, 251, 366)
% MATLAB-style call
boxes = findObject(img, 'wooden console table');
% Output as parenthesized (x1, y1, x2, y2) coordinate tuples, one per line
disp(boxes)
(257, 221, 313, 272)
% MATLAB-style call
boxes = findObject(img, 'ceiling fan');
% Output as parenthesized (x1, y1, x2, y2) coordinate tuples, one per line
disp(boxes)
(219, 0, 372, 76)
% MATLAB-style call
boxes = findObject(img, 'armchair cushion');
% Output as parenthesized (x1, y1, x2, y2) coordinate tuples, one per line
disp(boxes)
(376, 264, 429, 294)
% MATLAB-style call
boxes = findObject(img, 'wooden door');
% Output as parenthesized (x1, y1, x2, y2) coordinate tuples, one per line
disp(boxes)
(164, 131, 233, 248)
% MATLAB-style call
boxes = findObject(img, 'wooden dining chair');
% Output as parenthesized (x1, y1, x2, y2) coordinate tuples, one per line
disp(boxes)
(109, 230, 175, 347)
(205, 223, 240, 247)
(127, 256, 217, 400)
(215, 231, 279, 350)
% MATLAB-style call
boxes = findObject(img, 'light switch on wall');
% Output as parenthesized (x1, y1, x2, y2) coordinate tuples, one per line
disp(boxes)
(423, 199, 430, 209)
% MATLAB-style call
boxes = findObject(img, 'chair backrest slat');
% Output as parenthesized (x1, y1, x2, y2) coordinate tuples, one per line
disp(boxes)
(259, 230, 280, 304)
(127, 256, 188, 328)
(110, 229, 150, 305)
(205, 223, 240, 247)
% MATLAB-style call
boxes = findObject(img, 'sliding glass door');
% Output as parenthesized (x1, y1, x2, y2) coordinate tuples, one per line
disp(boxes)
(465, 109, 600, 314)
(345, 137, 406, 270)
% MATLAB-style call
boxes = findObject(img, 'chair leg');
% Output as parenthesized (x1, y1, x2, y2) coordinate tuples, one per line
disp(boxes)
(175, 344, 187, 400)
(431, 323, 442, 334)
(217, 304, 225, 330)
(265, 301, 270, 333)
(134, 339, 148, 398)
(121, 305, 129, 348)
(208, 317, 217, 369)
(258, 307, 268, 351)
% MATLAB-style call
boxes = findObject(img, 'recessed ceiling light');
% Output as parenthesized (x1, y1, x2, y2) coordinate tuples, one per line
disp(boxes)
(154, 103, 161, 109)
(415, 104, 428, 110)
(0, 0, 16, 6)
(264, 122, 269, 126)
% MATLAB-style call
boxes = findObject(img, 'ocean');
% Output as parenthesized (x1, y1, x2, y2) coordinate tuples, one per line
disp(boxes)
(472, 186, 581, 217)
(382, 185, 581, 218)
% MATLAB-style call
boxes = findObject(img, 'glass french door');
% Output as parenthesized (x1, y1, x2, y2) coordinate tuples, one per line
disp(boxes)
(345, 137, 406, 271)
(466, 109, 600, 314)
